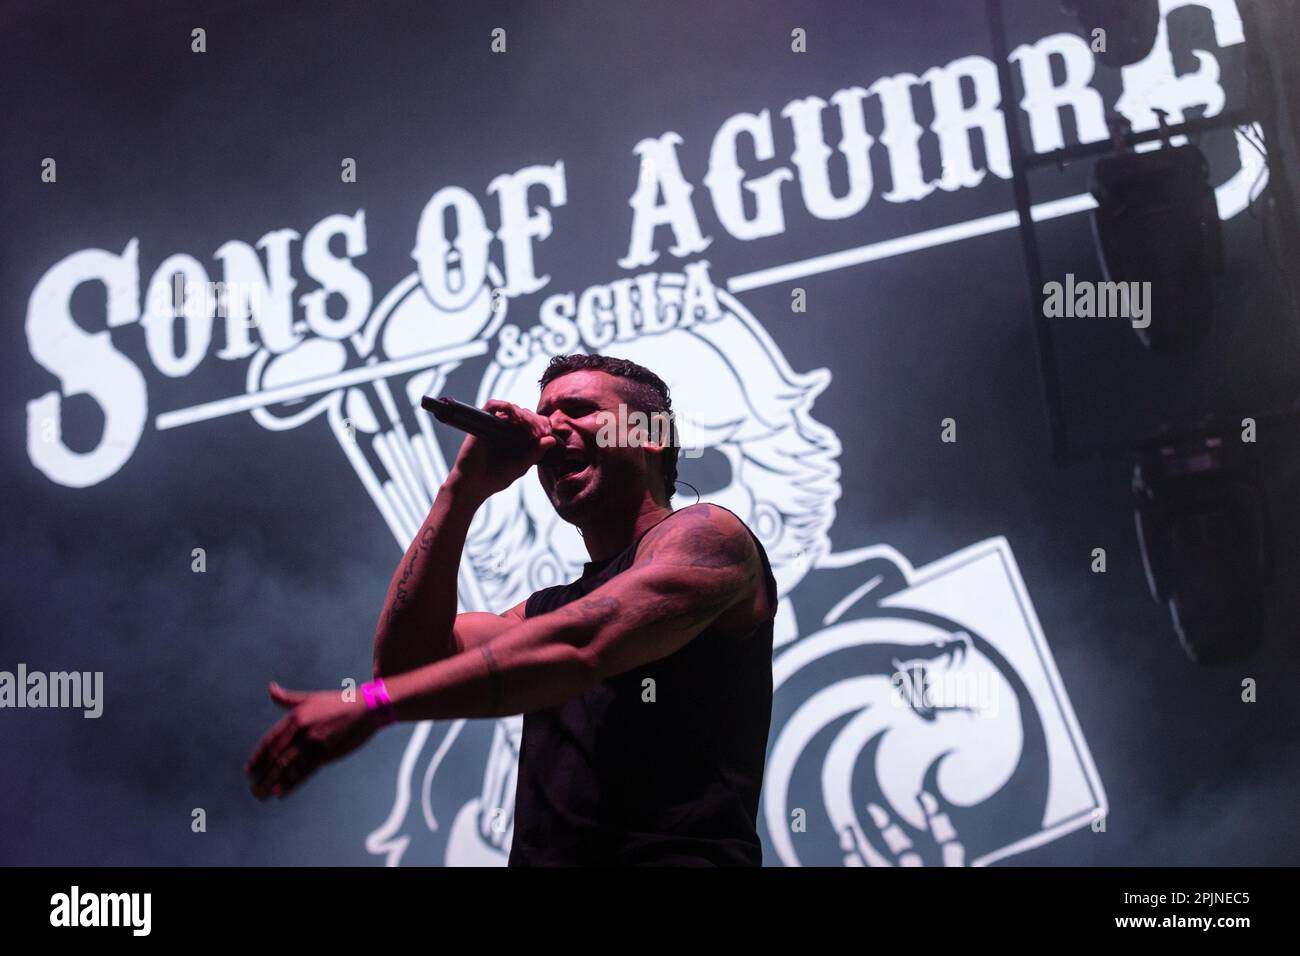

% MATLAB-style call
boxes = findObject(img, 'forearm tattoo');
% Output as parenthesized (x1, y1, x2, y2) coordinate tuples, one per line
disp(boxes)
(557, 595, 618, 625)
(386, 525, 436, 630)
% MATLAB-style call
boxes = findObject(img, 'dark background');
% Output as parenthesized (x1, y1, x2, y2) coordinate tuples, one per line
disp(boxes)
(1, 0, 1298, 865)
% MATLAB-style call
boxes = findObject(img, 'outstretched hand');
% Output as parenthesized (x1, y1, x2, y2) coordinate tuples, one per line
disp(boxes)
(245, 681, 379, 800)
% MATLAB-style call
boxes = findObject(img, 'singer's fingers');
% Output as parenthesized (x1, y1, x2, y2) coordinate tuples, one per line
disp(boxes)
(482, 399, 526, 434)
(481, 399, 518, 429)
(484, 400, 551, 441)
(483, 399, 527, 427)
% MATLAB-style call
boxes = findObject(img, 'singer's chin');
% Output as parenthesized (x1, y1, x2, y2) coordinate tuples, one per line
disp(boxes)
(547, 469, 598, 522)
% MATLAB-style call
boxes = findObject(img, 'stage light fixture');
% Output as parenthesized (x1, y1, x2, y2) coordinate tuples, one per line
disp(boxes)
(1132, 431, 1271, 667)
(1090, 133, 1225, 353)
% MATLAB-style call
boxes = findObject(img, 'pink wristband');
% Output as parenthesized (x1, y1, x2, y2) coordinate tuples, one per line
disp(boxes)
(361, 678, 396, 727)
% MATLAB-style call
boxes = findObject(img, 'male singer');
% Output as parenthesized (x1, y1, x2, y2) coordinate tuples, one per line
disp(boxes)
(245, 354, 778, 865)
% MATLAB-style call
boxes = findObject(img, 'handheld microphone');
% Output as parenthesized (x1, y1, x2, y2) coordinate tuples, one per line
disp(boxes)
(420, 397, 559, 464)
(420, 396, 532, 448)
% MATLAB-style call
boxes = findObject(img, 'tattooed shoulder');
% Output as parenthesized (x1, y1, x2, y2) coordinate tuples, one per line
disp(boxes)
(636, 504, 759, 573)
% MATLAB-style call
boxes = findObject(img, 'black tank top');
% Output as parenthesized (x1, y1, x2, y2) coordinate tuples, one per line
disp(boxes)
(508, 506, 778, 866)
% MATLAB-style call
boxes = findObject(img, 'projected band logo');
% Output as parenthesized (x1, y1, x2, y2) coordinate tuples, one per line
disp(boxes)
(351, 268, 1108, 867)
(27, 0, 1266, 864)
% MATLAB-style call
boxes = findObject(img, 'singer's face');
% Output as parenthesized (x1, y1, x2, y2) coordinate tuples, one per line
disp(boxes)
(535, 370, 661, 523)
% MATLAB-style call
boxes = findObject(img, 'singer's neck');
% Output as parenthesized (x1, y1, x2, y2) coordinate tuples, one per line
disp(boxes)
(579, 496, 674, 563)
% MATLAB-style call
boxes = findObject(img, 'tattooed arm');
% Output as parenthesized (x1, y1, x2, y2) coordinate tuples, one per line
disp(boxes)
(379, 504, 764, 721)
(248, 504, 762, 799)
(371, 480, 480, 678)
(371, 400, 556, 679)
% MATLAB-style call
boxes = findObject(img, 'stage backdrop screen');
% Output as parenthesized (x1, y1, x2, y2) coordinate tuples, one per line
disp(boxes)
(2, 0, 1297, 866)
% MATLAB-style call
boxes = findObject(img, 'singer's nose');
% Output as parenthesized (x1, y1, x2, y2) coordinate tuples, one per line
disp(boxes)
(547, 411, 572, 440)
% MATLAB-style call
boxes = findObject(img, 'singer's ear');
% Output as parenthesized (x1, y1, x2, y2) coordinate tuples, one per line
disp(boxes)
(643, 411, 672, 455)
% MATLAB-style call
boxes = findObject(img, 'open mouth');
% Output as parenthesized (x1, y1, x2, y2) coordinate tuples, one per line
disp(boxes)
(546, 448, 591, 484)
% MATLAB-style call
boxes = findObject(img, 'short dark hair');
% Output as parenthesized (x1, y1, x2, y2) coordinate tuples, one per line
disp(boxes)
(538, 354, 679, 500)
